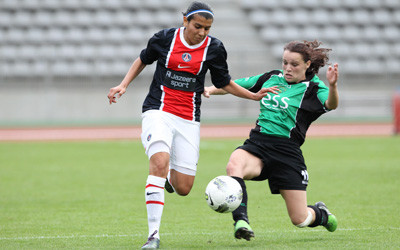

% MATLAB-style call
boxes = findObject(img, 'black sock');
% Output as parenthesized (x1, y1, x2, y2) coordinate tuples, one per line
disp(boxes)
(231, 176, 249, 223)
(308, 205, 328, 227)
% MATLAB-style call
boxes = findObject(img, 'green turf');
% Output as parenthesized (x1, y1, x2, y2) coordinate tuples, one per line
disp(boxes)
(1, 137, 399, 249)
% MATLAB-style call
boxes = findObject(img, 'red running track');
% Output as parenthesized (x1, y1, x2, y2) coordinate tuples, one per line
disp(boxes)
(0, 123, 394, 142)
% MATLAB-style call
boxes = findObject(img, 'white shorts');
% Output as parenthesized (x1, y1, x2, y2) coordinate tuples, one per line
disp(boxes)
(141, 110, 200, 176)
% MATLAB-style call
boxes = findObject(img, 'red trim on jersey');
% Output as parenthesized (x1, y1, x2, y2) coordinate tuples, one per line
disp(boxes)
(161, 86, 195, 121)
(166, 27, 209, 75)
(146, 201, 165, 205)
(161, 27, 209, 121)
(145, 184, 164, 189)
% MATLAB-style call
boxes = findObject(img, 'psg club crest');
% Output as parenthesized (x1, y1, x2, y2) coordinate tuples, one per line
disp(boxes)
(182, 53, 192, 62)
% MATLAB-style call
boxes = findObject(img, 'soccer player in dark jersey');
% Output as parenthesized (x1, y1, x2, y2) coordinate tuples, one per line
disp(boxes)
(204, 40, 339, 241)
(107, 1, 278, 248)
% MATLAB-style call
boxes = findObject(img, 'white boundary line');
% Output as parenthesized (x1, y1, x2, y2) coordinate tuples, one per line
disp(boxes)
(1, 227, 399, 241)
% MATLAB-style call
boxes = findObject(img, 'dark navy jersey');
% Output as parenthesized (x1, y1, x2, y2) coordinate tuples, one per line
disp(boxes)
(140, 27, 231, 122)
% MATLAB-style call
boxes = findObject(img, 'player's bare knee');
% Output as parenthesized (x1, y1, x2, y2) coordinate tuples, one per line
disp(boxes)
(226, 161, 234, 174)
(150, 164, 168, 176)
(226, 161, 241, 176)
(175, 185, 191, 196)
(176, 190, 190, 196)
(149, 154, 169, 175)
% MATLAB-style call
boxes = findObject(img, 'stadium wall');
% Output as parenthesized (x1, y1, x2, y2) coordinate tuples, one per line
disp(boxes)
(0, 0, 398, 126)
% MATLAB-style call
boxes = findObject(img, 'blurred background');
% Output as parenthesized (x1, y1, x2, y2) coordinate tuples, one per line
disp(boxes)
(0, 0, 399, 127)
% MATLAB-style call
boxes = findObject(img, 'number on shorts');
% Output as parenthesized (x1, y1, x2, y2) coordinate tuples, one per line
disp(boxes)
(301, 170, 309, 184)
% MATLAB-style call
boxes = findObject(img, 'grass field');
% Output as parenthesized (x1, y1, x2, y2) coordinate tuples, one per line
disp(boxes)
(1, 137, 400, 249)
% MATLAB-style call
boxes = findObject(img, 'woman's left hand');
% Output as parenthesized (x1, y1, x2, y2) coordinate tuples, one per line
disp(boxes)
(326, 63, 339, 86)
(203, 86, 212, 98)
(325, 63, 339, 110)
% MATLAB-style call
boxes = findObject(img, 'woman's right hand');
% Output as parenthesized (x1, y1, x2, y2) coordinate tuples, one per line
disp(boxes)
(253, 86, 280, 100)
(107, 85, 127, 104)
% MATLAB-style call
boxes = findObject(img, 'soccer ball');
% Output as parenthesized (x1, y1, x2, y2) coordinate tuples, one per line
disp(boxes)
(205, 175, 243, 213)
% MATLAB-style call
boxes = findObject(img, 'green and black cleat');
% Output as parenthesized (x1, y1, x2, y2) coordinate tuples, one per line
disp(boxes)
(234, 220, 255, 241)
(315, 201, 338, 232)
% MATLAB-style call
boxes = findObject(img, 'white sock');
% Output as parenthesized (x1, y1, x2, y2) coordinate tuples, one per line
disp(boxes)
(145, 175, 166, 239)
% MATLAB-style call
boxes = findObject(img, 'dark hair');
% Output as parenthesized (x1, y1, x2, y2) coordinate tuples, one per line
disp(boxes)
(284, 40, 331, 75)
(183, 1, 214, 21)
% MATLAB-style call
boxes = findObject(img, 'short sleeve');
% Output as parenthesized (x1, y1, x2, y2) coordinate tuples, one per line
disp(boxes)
(140, 30, 165, 65)
(234, 70, 280, 93)
(316, 82, 330, 110)
(234, 74, 263, 90)
(303, 77, 330, 113)
(316, 83, 329, 104)
(207, 41, 231, 88)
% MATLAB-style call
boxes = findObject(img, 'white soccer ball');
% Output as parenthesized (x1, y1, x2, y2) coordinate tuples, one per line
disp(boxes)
(205, 175, 243, 213)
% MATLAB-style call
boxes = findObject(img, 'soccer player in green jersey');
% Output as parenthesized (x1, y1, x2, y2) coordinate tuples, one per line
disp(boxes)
(204, 40, 339, 240)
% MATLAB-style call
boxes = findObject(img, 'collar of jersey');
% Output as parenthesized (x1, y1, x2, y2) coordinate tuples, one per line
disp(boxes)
(179, 27, 208, 49)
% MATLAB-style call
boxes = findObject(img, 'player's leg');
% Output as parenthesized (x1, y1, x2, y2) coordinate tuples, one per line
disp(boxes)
(226, 149, 263, 241)
(280, 190, 315, 226)
(141, 111, 174, 248)
(167, 152, 196, 196)
(142, 148, 170, 249)
(166, 116, 199, 196)
(280, 190, 337, 232)
(168, 169, 195, 196)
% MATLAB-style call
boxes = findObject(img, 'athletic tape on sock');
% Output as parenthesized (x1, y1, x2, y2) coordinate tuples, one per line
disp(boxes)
(296, 210, 313, 228)
(146, 175, 166, 188)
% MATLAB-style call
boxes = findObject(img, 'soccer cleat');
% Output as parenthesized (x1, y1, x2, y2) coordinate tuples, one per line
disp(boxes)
(234, 220, 255, 241)
(164, 178, 174, 193)
(315, 201, 338, 232)
(141, 238, 159, 249)
(141, 230, 160, 249)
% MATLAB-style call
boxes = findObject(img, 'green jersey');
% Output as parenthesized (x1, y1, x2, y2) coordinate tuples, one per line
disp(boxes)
(234, 70, 330, 145)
